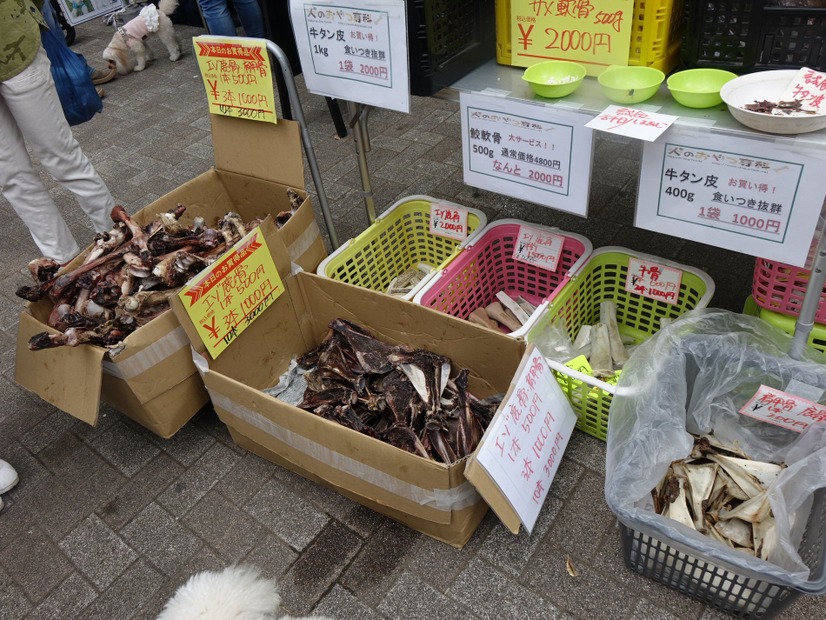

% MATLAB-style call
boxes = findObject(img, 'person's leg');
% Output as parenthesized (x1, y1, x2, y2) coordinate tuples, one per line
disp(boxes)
(197, 0, 238, 36)
(231, 0, 265, 38)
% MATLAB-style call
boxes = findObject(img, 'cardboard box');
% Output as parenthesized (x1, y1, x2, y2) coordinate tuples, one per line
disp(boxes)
(171, 227, 526, 546)
(14, 116, 327, 438)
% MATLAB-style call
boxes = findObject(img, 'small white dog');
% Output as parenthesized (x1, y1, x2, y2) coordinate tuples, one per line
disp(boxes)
(103, 0, 181, 75)
(156, 565, 334, 620)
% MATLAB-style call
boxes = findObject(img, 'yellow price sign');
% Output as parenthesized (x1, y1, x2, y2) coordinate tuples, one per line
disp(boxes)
(510, 0, 634, 75)
(178, 227, 284, 358)
(193, 35, 277, 123)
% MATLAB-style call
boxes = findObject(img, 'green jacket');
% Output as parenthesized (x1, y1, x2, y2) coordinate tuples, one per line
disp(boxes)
(0, 0, 48, 82)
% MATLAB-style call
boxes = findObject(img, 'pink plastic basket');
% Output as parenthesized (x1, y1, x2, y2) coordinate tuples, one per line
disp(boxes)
(413, 219, 592, 337)
(752, 258, 826, 324)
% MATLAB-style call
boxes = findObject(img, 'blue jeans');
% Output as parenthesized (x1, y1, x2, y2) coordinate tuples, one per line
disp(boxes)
(197, 0, 265, 38)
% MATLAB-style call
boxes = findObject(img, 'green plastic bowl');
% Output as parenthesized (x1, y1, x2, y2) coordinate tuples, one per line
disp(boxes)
(597, 66, 665, 104)
(522, 61, 587, 98)
(667, 69, 738, 108)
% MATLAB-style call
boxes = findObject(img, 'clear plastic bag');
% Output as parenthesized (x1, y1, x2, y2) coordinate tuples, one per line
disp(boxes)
(605, 308, 826, 587)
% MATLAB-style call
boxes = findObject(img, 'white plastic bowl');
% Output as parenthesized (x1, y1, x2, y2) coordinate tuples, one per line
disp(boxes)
(719, 70, 826, 135)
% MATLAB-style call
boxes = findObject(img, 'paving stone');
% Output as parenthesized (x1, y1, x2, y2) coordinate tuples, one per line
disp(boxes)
(15, 475, 93, 541)
(0, 526, 73, 602)
(77, 559, 165, 620)
(0, 440, 49, 504)
(147, 417, 216, 467)
(26, 572, 97, 620)
(631, 599, 687, 620)
(120, 503, 202, 575)
(0, 565, 33, 620)
(548, 458, 585, 501)
(244, 478, 329, 551)
(313, 583, 387, 620)
(241, 532, 299, 582)
(212, 452, 277, 507)
(182, 489, 266, 562)
(562, 430, 607, 476)
(58, 515, 137, 589)
(91, 421, 161, 477)
(19, 411, 78, 454)
(377, 571, 478, 620)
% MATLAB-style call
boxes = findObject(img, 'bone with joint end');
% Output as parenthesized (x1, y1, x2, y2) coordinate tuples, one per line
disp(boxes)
(495, 291, 532, 325)
(516, 296, 537, 315)
(599, 300, 629, 366)
(469, 308, 499, 330)
(485, 301, 522, 332)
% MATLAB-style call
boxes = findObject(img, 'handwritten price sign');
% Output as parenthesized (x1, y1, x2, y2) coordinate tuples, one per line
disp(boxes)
(429, 204, 469, 241)
(740, 385, 826, 433)
(780, 67, 826, 113)
(179, 227, 284, 358)
(586, 106, 677, 142)
(624, 257, 682, 305)
(194, 36, 276, 123)
(513, 225, 564, 272)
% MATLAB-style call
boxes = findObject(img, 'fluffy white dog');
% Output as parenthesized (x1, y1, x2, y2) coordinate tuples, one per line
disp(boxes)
(103, 0, 181, 75)
(156, 565, 334, 620)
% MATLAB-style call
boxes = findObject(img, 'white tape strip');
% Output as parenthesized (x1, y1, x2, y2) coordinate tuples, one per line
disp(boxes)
(288, 222, 321, 263)
(211, 391, 482, 512)
(108, 326, 190, 379)
(102, 359, 125, 379)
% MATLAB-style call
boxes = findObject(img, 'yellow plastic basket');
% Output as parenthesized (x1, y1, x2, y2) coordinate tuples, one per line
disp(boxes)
(495, 0, 683, 73)
(526, 247, 715, 441)
(743, 296, 826, 355)
(316, 196, 487, 301)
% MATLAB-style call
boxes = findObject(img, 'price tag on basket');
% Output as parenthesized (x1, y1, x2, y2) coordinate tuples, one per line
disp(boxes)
(739, 385, 826, 433)
(429, 204, 469, 241)
(513, 225, 564, 272)
(625, 257, 682, 305)
(779, 67, 826, 113)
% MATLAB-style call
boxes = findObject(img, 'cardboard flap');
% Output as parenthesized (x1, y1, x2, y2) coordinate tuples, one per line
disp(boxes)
(15, 310, 105, 426)
(211, 115, 305, 190)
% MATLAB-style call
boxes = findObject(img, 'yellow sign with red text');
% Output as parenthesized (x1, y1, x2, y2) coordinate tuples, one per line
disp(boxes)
(510, 0, 634, 75)
(179, 227, 284, 358)
(193, 36, 277, 123)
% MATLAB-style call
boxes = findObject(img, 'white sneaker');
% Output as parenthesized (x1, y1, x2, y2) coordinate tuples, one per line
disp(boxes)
(0, 460, 18, 495)
(0, 496, 4, 512)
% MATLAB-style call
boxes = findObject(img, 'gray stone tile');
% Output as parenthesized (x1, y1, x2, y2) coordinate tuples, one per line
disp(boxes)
(58, 515, 137, 589)
(120, 503, 202, 575)
(546, 470, 616, 559)
(91, 421, 161, 477)
(241, 533, 299, 582)
(14, 475, 90, 542)
(377, 572, 477, 620)
(314, 584, 387, 620)
(0, 565, 33, 620)
(147, 417, 216, 467)
(563, 430, 607, 475)
(26, 572, 97, 620)
(77, 559, 165, 620)
(212, 452, 277, 507)
(0, 526, 73, 602)
(18, 411, 78, 454)
(244, 478, 329, 551)
(549, 457, 585, 501)
(183, 489, 266, 562)
(632, 599, 687, 620)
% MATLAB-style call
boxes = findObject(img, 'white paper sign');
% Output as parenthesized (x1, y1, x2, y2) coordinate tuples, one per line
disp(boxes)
(56, 0, 122, 26)
(739, 385, 826, 433)
(476, 350, 577, 533)
(625, 258, 682, 305)
(461, 92, 593, 217)
(779, 67, 826, 113)
(429, 204, 468, 241)
(289, 1, 410, 113)
(586, 105, 678, 142)
(513, 225, 564, 272)
(636, 128, 826, 267)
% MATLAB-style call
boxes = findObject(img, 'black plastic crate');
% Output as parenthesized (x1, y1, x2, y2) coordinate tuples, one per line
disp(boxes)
(618, 488, 826, 619)
(682, 1, 826, 73)
(407, 0, 496, 96)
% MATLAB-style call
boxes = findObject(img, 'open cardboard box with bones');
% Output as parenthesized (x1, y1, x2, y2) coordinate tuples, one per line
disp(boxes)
(14, 116, 327, 438)
(170, 221, 529, 546)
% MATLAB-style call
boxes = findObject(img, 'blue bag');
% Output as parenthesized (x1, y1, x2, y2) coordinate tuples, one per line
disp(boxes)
(40, 26, 102, 126)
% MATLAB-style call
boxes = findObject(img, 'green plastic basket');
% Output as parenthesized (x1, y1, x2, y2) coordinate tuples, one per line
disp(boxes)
(526, 247, 715, 441)
(743, 296, 826, 354)
(316, 195, 487, 300)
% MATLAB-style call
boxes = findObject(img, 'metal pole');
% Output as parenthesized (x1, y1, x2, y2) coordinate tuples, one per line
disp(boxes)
(265, 40, 340, 249)
(346, 101, 377, 224)
(790, 233, 826, 359)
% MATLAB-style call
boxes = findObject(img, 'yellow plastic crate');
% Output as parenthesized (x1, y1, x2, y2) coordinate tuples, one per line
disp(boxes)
(316, 195, 487, 301)
(495, 0, 683, 73)
(743, 296, 826, 355)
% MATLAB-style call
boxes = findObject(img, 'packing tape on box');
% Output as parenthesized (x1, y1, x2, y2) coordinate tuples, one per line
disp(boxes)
(209, 391, 482, 512)
(102, 327, 191, 379)
(288, 221, 321, 263)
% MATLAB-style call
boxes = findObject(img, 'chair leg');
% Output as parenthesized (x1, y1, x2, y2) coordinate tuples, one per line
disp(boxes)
(326, 97, 348, 138)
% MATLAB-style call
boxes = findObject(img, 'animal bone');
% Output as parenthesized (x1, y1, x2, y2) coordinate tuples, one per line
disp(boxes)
(469, 308, 499, 330)
(485, 301, 522, 332)
(599, 300, 629, 367)
(495, 291, 531, 325)
(589, 323, 614, 378)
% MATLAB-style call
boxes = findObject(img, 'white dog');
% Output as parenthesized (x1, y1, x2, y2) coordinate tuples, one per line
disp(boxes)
(103, 0, 181, 75)
(156, 565, 334, 620)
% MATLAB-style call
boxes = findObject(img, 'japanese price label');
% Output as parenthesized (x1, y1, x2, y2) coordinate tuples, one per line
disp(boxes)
(178, 227, 284, 359)
(194, 37, 276, 123)
(289, 0, 410, 113)
(625, 258, 682, 305)
(513, 225, 564, 272)
(637, 128, 826, 267)
(429, 204, 469, 241)
(510, 0, 634, 75)
(780, 67, 826, 113)
(586, 106, 678, 142)
(475, 350, 577, 533)
(461, 92, 593, 216)
(739, 385, 826, 433)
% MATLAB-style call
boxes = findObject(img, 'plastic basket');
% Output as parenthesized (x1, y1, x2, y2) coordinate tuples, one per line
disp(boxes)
(619, 486, 826, 619)
(683, 0, 826, 73)
(316, 196, 487, 301)
(743, 295, 826, 354)
(413, 220, 592, 338)
(495, 0, 683, 73)
(526, 248, 715, 441)
(752, 257, 826, 325)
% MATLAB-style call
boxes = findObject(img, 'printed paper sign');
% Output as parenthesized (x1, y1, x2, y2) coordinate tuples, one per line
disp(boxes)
(625, 258, 682, 305)
(461, 92, 593, 216)
(586, 106, 678, 142)
(179, 227, 284, 358)
(779, 67, 826, 113)
(513, 225, 564, 272)
(429, 204, 469, 241)
(509, 0, 634, 75)
(636, 128, 826, 267)
(476, 350, 577, 533)
(56, 0, 122, 26)
(194, 37, 276, 123)
(739, 385, 826, 433)
(289, 0, 410, 113)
